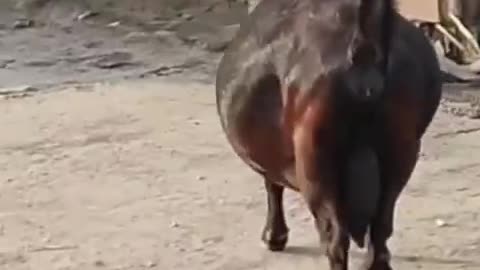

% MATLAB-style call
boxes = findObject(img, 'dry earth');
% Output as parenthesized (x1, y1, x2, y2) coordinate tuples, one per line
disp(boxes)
(1, 1, 480, 270)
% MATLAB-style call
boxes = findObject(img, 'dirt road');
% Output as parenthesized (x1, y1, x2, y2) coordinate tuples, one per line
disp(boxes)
(1, 1, 480, 270)
(0, 76, 479, 270)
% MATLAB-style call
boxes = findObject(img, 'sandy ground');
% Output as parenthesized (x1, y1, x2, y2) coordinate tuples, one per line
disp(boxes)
(1, 1, 480, 270)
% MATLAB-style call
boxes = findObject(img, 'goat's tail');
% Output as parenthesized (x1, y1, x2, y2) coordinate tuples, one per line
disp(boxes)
(345, 144, 380, 248)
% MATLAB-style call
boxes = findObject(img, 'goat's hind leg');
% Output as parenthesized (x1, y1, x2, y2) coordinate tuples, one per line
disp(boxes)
(305, 185, 349, 270)
(262, 176, 289, 251)
(363, 140, 420, 270)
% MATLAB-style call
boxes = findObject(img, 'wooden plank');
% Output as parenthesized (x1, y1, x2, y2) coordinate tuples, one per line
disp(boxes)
(397, 0, 440, 23)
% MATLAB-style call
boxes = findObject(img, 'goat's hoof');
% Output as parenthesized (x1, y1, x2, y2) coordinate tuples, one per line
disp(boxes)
(261, 228, 288, 252)
(362, 261, 393, 270)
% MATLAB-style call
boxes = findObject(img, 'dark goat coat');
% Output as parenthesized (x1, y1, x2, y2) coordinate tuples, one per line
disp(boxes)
(216, 0, 441, 256)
